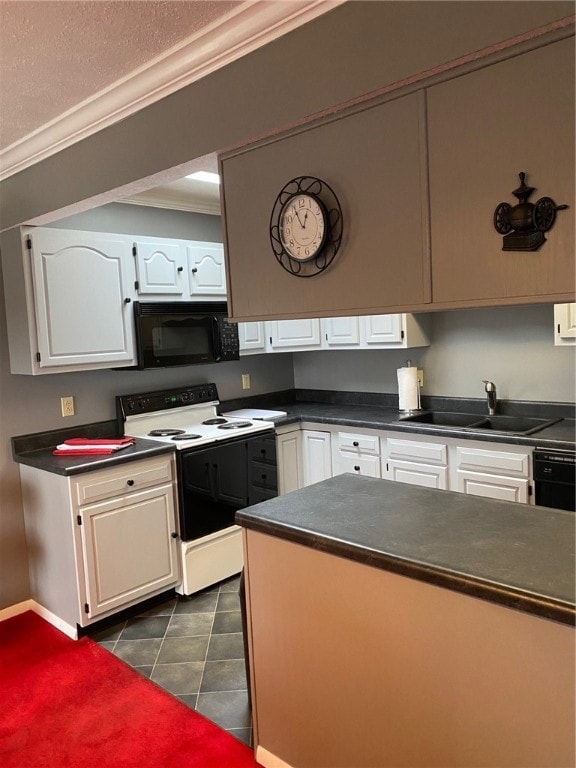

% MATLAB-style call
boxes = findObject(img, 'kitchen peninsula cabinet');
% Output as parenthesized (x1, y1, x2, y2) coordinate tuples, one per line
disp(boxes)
(222, 35, 574, 321)
(221, 90, 430, 321)
(427, 38, 574, 306)
(238, 475, 575, 768)
(19, 454, 180, 637)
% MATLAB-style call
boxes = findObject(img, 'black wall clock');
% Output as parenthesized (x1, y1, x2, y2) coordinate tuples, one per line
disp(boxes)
(269, 176, 343, 277)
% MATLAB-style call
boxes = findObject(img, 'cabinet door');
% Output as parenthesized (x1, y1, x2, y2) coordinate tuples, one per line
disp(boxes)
(428, 39, 575, 305)
(361, 315, 403, 345)
(456, 472, 529, 503)
(239, 321, 267, 354)
(302, 430, 332, 487)
(133, 238, 186, 295)
(186, 241, 227, 297)
(276, 430, 303, 494)
(322, 317, 361, 348)
(79, 484, 179, 619)
(28, 228, 135, 368)
(269, 319, 321, 351)
(554, 303, 576, 346)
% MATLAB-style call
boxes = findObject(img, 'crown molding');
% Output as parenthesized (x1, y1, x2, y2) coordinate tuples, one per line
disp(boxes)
(0, 0, 344, 181)
(119, 195, 221, 217)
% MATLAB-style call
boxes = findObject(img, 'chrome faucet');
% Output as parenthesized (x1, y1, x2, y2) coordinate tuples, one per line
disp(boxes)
(483, 380, 497, 415)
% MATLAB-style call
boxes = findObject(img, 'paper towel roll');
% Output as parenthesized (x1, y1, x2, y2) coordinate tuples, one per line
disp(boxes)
(397, 365, 420, 412)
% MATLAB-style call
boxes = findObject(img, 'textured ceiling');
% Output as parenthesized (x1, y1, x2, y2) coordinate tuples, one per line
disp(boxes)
(0, 0, 241, 150)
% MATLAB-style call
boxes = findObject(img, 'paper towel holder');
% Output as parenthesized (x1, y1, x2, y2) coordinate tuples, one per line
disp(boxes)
(397, 360, 422, 415)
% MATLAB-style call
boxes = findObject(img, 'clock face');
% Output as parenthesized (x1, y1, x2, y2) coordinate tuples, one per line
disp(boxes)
(279, 194, 327, 261)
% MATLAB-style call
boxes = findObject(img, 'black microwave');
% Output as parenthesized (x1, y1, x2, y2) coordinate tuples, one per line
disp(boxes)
(133, 302, 239, 369)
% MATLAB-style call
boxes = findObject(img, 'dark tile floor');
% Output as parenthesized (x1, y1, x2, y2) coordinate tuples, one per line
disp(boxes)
(89, 574, 252, 746)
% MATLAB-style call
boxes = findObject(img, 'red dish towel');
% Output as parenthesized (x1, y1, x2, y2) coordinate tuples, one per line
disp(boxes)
(52, 437, 135, 456)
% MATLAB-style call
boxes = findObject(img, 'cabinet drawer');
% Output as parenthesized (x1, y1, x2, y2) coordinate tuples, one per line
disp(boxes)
(74, 457, 174, 506)
(387, 460, 448, 490)
(387, 438, 447, 465)
(249, 485, 278, 505)
(248, 436, 277, 466)
(456, 447, 530, 477)
(333, 453, 381, 478)
(456, 471, 529, 503)
(249, 461, 278, 491)
(335, 432, 380, 455)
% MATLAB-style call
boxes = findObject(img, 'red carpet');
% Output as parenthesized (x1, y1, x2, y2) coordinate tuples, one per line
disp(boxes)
(0, 611, 261, 768)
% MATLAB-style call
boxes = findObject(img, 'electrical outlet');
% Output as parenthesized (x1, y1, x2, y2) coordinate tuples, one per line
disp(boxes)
(61, 396, 75, 417)
(242, 373, 251, 390)
(417, 370, 424, 388)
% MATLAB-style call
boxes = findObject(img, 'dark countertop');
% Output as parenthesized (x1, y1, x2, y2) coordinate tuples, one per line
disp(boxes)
(237, 473, 576, 626)
(11, 420, 174, 476)
(241, 400, 576, 449)
(11, 391, 575, 476)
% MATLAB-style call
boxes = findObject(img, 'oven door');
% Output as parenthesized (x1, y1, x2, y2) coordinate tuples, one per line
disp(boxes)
(134, 302, 220, 369)
(177, 439, 249, 541)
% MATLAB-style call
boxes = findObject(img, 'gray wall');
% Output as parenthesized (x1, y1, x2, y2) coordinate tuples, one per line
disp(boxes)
(293, 305, 576, 403)
(49, 202, 223, 241)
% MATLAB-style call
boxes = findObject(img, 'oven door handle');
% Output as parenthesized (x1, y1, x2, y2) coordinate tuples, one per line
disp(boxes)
(211, 317, 222, 361)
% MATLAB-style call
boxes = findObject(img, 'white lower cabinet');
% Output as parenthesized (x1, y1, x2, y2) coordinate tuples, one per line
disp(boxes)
(275, 423, 534, 507)
(383, 437, 448, 489)
(276, 427, 304, 494)
(332, 429, 381, 479)
(20, 455, 180, 635)
(302, 430, 333, 486)
(453, 445, 531, 503)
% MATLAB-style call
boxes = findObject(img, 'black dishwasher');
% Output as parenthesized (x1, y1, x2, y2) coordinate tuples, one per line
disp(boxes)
(533, 448, 576, 512)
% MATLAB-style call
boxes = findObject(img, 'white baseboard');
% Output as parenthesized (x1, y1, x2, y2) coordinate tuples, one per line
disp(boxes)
(0, 600, 78, 639)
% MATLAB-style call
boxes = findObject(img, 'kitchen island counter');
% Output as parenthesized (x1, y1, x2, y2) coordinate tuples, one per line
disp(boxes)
(237, 473, 575, 625)
(238, 475, 575, 768)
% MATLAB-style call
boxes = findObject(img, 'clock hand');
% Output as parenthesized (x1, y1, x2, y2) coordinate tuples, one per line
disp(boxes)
(295, 210, 306, 228)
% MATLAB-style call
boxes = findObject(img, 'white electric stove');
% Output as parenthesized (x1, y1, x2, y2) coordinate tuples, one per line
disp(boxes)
(116, 383, 276, 596)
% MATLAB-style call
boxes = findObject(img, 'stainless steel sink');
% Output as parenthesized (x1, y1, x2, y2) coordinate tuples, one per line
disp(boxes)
(400, 411, 562, 435)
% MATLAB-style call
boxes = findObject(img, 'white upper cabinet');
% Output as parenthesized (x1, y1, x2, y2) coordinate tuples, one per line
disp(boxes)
(268, 318, 322, 351)
(133, 237, 186, 295)
(239, 321, 268, 354)
(360, 314, 429, 348)
(21, 227, 136, 372)
(322, 316, 361, 348)
(186, 241, 227, 298)
(554, 303, 576, 346)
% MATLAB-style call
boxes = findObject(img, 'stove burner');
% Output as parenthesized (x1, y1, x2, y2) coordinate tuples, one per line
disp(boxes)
(217, 421, 253, 430)
(202, 418, 228, 425)
(149, 428, 185, 437)
(172, 433, 202, 441)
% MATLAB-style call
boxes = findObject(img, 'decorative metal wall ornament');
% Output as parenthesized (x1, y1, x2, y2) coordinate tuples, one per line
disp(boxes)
(493, 172, 568, 251)
(270, 176, 343, 277)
